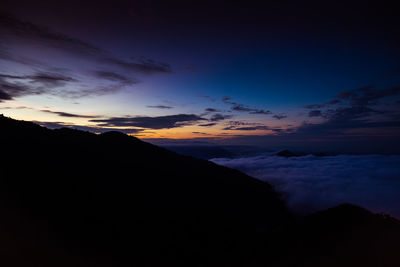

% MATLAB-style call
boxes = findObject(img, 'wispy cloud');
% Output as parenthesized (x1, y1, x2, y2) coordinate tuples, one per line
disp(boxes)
(204, 108, 221, 112)
(308, 110, 322, 117)
(146, 105, 174, 109)
(0, 13, 173, 75)
(198, 122, 217, 127)
(222, 96, 271, 115)
(36, 120, 143, 134)
(272, 113, 287, 120)
(223, 125, 269, 131)
(93, 71, 137, 85)
(209, 113, 232, 121)
(91, 114, 206, 129)
(40, 109, 101, 118)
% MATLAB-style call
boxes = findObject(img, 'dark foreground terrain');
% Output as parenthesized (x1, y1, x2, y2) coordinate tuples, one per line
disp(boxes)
(0, 115, 399, 266)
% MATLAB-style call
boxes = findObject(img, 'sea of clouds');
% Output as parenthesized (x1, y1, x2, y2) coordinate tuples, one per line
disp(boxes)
(211, 154, 400, 218)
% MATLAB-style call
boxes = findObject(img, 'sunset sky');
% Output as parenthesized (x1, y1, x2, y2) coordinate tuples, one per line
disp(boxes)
(1, 1, 399, 152)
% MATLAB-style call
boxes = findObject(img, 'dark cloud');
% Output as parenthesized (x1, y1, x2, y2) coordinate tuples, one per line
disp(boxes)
(231, 104, 253, 112)
(29, 72, 77, 86)
(0, 71, 130, 100)
(0, 72, 78, 101)
(36, 121, 143, 134)
(104, 57, 173, 74)
(205, 108, 220, 112)
(0, 75, 40, 101)
(0, 89, 12, 100)
(192, 132, 211, 135)
(336, 85, 400, 106)
(308, 110, 322, 117)
(222, 96, 231, 102)
(223, 121, 269, 131)
(223, 125, 269, 131)
(295, 85, 400, 139)
(0, 13, 102, 56)
(210, 113, 232, 121)
(249, 109, 272, 115)
(40, 109, 101, 118)
(93, 71, 137, 84)
(328, 99, 341, 105)
(198, 95, 216, 102)
(146, 105, 174, 109)
(0, 13, 173, 75)
(295, 105, 399, 138)
(198, 123, 217, 127)
(303, 100, 341, 110)
(0, 105, 31, 110)
(304, 104, 324, 109)
(273, 113, 287, 120)
(0, 46, 42, 66)
(91, 114, 205, 129)
(222, 96, 271, 115)
(228, 121, 258, 126)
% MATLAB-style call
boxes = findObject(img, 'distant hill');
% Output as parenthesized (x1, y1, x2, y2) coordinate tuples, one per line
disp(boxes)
(162, 145, 234, 159)
(0, 115, 399, 267)
(276, 149, 300, 157)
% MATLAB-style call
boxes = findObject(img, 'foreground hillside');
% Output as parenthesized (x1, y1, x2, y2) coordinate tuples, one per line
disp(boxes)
(0, 115, 399, 266)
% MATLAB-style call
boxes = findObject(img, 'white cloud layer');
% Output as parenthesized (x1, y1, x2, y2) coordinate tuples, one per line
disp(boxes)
(211, 154, 400, 218)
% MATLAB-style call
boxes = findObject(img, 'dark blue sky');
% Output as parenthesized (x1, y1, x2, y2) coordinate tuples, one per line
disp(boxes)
(1, 0, 399, 153)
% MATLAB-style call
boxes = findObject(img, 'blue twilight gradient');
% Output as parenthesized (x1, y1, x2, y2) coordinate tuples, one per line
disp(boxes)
(0, 0, 399, 152)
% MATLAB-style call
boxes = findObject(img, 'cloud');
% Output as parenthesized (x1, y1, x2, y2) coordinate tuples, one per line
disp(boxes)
(0, 72, 79, 101)
(0, 105, 31, 110)
(222, 96, 271, 115)
(0, 13, 102, 56)
(249, 109, 272, 115)
(104, 57, 173, 74)
(209, 113, 232, 121)
(328, 99, 341, 105)
(0, 71, 131, 100)
(205, 108, 220, 112)
(223, 121, 270, 131)
(297, 85, 400, 138)
(336, 85, 400, 106)
(304, 104, 324, 109)
(93, 71, 137, 85)
(273, 113, 287, 120)
(36, 121, 143, 134)
(91, 114, 206, 129)
(0, 46, 42, 66)
(308, 110, 322, 117)
(0, 74, 42, 101)
(146, 105, 174, 109)
(198, 95, 216, 102)
(40, 109, 101, 118)
(0, 13, 173, 75)
(192, 131, 211, 135)
(198, 123, 217, 127)
(211, 154, 400, 218)
(223, 125, 269, 131)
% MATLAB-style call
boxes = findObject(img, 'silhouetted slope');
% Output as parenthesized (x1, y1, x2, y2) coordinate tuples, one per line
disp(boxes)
(267, 204, 400, 267)
(0, 115, 399, 267)
(162, 145, 234, 159)
(0, 115, 289, 266)
(276, 149, 300, 157)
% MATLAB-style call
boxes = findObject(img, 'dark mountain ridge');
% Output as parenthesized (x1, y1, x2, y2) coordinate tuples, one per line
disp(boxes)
(0, 115, 399, 266)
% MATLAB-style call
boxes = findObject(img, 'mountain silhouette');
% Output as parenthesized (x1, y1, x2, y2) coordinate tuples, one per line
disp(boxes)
(276, 149, 300, 157)
(0, 115, 399, 266)
(162, 145, 235, 160)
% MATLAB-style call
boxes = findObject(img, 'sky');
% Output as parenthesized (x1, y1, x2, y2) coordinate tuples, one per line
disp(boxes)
(1, 0, 400, 153)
